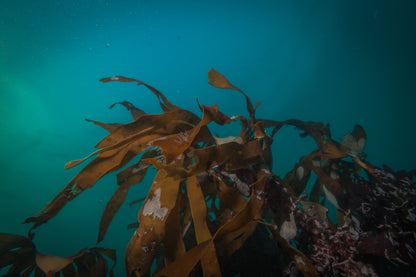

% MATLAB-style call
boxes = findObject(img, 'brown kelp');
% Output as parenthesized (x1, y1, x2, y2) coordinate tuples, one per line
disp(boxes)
(0, 233, 116, 276)
(2, 69, 415, 276)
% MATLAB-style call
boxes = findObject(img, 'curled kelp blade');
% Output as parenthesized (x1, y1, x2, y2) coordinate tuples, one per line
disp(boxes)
(85, 118, 123, 134)
(100, 75, 178, 112)
(208, 68, 256, 122)
(109, 101, 146, 120)
(196, 101, 233, 125)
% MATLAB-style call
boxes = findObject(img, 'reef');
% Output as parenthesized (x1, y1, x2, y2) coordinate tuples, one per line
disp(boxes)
(1, 69, 415, 276)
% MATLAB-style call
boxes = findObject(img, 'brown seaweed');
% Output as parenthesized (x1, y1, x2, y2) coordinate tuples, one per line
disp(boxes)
(2, 69, 415, 277)
(0, 233, 116, 276)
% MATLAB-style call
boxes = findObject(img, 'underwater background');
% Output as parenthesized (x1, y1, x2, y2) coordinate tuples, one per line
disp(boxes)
(1, 0, 415, 275)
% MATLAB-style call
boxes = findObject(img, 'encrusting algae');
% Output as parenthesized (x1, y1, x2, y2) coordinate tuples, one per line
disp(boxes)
(1, 69, 415, 276)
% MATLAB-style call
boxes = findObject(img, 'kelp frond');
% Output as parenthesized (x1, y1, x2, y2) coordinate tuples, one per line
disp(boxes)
(2, 69, 414, 277)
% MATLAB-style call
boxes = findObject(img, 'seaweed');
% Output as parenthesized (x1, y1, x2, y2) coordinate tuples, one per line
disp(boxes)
(2, 68, 415, 277)
(0, 233, 116, 276)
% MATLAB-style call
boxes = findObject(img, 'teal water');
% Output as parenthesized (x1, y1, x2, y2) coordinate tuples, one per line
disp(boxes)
(1, 0, 415, 276)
